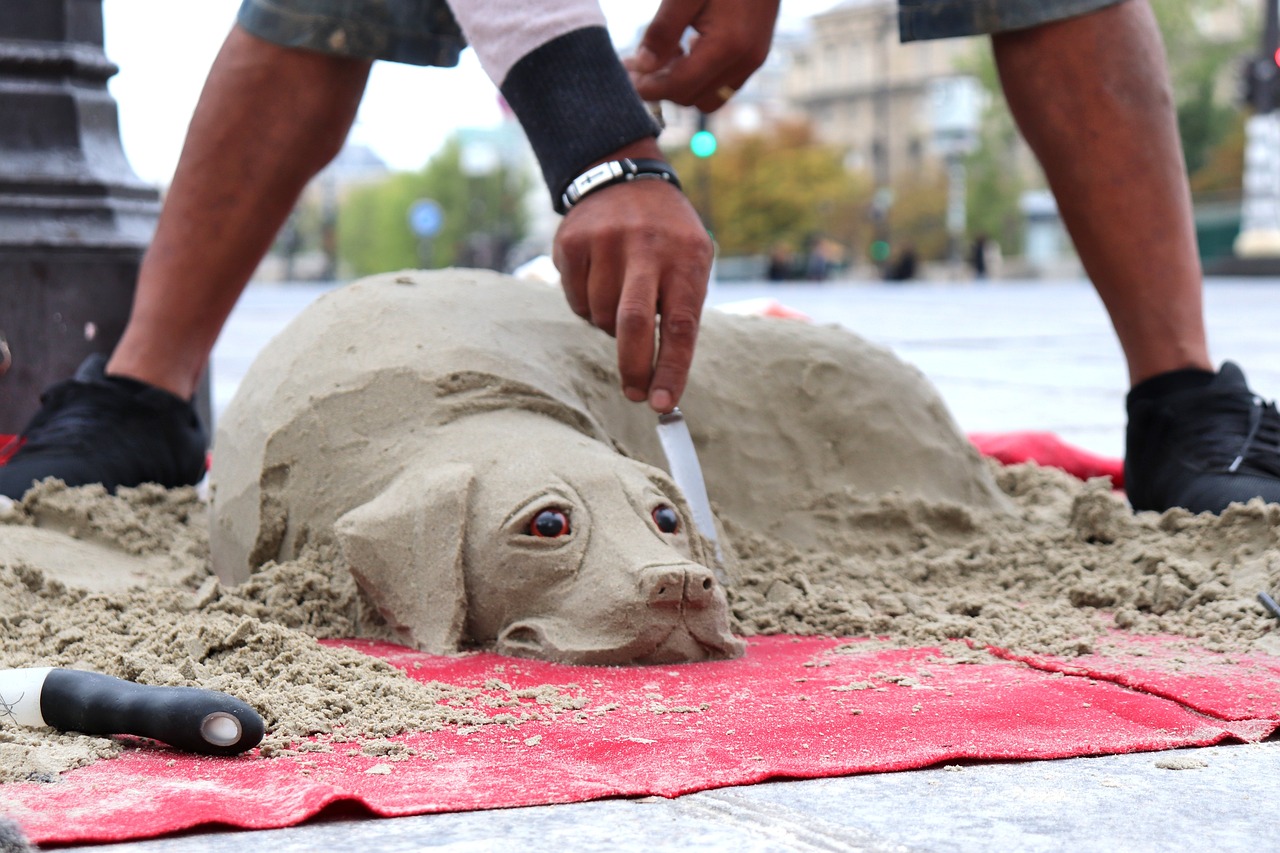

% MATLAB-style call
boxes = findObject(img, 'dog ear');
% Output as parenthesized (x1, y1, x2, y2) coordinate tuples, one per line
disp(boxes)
(334, 463, 473, 654)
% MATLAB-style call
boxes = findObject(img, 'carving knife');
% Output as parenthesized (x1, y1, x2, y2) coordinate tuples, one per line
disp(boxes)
(0, 667, 265, 756)
(656, 408, 727, 582)
(645, 103, 725, 578)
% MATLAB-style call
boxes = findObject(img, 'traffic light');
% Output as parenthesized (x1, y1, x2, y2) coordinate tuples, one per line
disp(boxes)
(1248, 0, 1280, 113)
(1241, 55, 1280, 111)
(690, 112, 717, 158)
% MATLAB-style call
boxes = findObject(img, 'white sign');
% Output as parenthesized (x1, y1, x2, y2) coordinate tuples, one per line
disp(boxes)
(928, 75, 983, 156)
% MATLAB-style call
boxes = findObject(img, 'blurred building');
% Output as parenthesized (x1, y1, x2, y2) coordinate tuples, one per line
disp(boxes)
(782, 0, 979, 183)
(257, 141, 390, 281)
(1198, 0, 1253, 41)
(456, 117, 544, 271)
(656, 30, 810, 149)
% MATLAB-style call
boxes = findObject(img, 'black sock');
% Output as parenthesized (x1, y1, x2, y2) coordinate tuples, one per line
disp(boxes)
(102, 373, 155, 396)
(1127, 367, 1216, 406)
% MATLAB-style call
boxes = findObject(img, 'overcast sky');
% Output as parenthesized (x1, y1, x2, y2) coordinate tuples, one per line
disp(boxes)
(101, 1, 838, 185)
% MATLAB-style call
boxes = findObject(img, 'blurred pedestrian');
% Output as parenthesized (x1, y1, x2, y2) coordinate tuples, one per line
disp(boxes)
(766, 243, 794, 282)
(884, 244, 918, 282)
(969, 233, 989, 279)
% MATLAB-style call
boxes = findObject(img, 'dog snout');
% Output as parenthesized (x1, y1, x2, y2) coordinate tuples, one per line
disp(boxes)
(644, 564, 718, 610)
(647, 567, 684, 608)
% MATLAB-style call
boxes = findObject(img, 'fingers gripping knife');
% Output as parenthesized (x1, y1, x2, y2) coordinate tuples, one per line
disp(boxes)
(656, 408, 727, 584)
(0, 668, 265, 756)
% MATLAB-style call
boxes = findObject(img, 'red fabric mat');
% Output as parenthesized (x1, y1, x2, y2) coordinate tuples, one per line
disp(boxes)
(968, 430, 1125, 488)
(5, 635, 1276, 846)
(0, 434, 17, 466)
(991, 633, 1280, 721)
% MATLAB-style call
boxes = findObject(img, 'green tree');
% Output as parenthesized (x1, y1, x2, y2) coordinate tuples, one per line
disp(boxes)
(665, 121, 870, 260)
(1190, 109, 1247, 194)
(1152, 0, 1254, 180)
(961, 41, 1028, 255)
(1178, 76, 1240, 175)
(888, 170, 950, 261)
(339, 171, 428, 275)
(955, 41, 1028, 255)
(338, 137, 530, 278)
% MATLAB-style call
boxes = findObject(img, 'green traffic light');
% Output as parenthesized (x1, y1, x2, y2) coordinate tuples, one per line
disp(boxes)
(870, 240, 891, 263)
(690, 129, 718, 158)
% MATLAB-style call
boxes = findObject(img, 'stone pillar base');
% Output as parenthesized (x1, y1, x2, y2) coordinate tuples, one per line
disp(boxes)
(0, 0, 210, 437)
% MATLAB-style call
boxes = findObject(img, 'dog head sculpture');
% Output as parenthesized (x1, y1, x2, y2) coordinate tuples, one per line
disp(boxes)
(210, 270, 746, 665)
(333, 410, 744, 664)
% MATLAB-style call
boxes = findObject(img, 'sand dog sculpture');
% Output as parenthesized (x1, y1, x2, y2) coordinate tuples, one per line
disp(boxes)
(210, 270, 1007, 665)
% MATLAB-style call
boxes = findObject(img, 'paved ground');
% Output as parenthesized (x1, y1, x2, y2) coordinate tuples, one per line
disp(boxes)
(87, 742, 1280, 853)
(81, 276, 1280, 853)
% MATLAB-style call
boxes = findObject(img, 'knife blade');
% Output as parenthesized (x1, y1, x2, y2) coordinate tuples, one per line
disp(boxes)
(656, 408, 726, 582)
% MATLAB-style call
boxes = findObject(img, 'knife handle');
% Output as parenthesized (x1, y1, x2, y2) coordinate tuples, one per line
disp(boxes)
(40, 670, 265, 756)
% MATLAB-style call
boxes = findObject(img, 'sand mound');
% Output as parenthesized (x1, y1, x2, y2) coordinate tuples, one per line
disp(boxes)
(2, 465, 1278, 782)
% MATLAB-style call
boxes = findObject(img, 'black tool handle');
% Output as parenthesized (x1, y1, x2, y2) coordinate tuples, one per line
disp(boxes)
(40, 670, 265, 756)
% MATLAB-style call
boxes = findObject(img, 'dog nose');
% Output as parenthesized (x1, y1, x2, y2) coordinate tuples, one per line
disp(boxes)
(645, 565, 718, 610)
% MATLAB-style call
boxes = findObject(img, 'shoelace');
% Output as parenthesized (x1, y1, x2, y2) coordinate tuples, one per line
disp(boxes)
(1227, 395, 1280, 477)
(1174, 389, 1280, 476)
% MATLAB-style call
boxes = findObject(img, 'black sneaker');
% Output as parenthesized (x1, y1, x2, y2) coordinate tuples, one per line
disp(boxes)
(1125, 361, 1280, 513)
(0, 354, 207, 499)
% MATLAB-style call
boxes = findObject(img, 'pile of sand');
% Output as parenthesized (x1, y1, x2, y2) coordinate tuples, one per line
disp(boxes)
(2, 465, 1278, 784)
(0, 483, 591, 782)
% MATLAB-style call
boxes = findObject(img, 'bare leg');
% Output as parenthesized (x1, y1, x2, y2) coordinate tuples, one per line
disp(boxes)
(108, 27, 372, 398)
(993, 0, 1210, 386)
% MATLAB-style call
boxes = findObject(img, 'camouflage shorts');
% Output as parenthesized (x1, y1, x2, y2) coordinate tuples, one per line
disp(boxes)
(237, 0, 465, 67)
(236, 0, 1131, 65)
(898, 0, 1128, 42)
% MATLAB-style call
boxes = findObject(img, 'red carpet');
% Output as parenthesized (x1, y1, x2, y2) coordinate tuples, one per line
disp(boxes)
(5, 635, 1276, 846)
(968, 430, 1124, 488)
(0, 434, 18, 467)
(992, 632, 1280, 721)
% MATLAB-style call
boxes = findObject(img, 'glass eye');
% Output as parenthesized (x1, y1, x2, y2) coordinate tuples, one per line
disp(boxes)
(653, 505, 680, 534)
(529, 508, 570, 538)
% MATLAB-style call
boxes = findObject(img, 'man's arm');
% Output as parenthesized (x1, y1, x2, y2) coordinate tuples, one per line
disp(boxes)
(553, 138, 711, 413)
(447, 1, 710, 412)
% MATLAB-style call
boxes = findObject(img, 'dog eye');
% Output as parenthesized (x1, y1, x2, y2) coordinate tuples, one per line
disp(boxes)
(652, 505, 680, 534)
(529, 508, 571, 538)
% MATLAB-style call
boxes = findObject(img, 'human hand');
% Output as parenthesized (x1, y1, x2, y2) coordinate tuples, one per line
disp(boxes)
(625, 0, 781, 112)
(553, 164, 713, 413)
